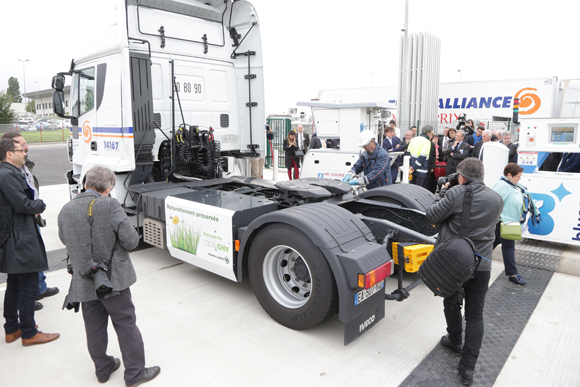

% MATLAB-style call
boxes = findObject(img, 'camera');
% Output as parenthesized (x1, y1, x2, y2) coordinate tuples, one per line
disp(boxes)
(80, 259, 114, 299)
(457, 113, 467, 123)
(437, 173, 460, 189)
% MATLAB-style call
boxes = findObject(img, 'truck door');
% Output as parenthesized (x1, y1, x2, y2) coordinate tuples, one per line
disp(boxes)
(70, 54, 131, 178)
(71, 63, 98, 169)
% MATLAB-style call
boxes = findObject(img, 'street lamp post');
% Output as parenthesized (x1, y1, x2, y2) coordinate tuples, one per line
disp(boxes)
(18, 59, 29, 117)
(35, 81, 39, 117)
(458, 69, 462, 82)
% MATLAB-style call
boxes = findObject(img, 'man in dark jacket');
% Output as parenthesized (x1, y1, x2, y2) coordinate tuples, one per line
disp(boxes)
(472, 130, 491, 160)
(296, 125, 310, 154)
(426, 158, 503, 385)
(443, 129, 471, 175)
(557, 152, 580, 172)
(465, 125, 484, 149)
(382, 126, 402, 183)
(342, 130, 392, 189)
(58, 165, 160, 386)
(0, 138, 60, 346)
(2, 132, 60, 310)
(501, 132, 518, 163)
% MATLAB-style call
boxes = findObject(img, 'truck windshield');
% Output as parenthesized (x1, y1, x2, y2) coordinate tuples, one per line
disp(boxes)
(71, 67, 95, 117)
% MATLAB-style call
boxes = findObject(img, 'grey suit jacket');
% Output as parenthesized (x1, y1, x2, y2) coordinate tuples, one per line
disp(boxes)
(58, 191, 139, 306)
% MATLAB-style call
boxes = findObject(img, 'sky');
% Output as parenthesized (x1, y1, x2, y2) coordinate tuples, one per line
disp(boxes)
(2, 0, 580, 115)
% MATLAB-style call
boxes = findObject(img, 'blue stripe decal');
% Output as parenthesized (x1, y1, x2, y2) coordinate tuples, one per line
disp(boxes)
(77, 127, 134, 134)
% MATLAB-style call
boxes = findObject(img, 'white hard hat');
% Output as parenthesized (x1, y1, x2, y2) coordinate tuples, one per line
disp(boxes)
(358, 130, 375, 147)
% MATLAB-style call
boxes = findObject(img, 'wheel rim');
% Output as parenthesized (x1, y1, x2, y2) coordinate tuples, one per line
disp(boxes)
(262, 245, 312, 309)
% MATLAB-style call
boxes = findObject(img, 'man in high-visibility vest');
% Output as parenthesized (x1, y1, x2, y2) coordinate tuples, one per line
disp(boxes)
(407, 125, 433, 188)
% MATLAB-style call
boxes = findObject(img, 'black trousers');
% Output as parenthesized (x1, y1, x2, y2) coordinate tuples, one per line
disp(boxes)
(493, 222, 518, 276)
(443, 270, 491, 371)
(82, 288, 146, 384)
(4, 272, 39, 339)
(410, 174, 430, 189)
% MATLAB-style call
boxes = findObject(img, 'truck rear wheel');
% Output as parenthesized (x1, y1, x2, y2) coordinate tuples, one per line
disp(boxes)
(249, 224, 338, 330)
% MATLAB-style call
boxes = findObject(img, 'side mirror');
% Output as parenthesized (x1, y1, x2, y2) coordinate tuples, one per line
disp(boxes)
(52, 75, 65, 91)
(53, 91, 66, 116)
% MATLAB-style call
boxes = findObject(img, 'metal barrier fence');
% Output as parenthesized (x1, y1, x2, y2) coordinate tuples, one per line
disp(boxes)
(265, 117, 292, 168)
(0, 124, 67, 143)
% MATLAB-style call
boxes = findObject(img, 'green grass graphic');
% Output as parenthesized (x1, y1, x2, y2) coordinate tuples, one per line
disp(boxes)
(169, 220, 201, 255)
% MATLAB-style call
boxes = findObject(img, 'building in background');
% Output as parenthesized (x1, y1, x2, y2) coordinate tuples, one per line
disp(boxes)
(23, 86, 70, 117)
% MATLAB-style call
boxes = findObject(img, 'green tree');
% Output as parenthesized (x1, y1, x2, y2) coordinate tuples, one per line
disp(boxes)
(0, 90, 16, 124)
(26, 99, 36, 114)
(7, 77, 22, 103)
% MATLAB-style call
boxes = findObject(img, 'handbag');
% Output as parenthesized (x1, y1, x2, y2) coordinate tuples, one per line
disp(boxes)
(294, 150, 304, 158)
(500, 222, 522, 240)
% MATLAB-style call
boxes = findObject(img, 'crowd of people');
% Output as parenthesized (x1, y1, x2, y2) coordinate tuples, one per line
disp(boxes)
(401, 121, 523, 192)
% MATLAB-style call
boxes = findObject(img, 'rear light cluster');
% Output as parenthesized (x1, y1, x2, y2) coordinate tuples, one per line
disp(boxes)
(358, 261, 393, 289)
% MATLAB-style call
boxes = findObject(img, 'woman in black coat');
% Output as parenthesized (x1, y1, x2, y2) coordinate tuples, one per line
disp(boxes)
(283, 130, 300, 180)
(444, 128, 456, 176)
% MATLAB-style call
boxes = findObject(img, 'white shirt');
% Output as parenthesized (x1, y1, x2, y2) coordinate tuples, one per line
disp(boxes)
(20, 164, 38, 200)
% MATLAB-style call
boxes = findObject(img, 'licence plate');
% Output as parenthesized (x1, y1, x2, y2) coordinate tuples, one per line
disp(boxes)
(354, 280, 385, 306)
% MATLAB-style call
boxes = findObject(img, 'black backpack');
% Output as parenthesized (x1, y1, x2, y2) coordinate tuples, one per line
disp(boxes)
(419, 185, 483, 299)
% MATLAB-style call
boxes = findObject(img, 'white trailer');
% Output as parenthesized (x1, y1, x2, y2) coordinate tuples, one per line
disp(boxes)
(317, 77, 567, 127)
(297, 101, 396, 181)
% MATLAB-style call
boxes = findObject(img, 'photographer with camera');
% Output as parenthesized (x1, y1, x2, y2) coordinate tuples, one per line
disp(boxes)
(456, 115, 476, 137)
(426, 158, 503, 385)
(58, 166, 160, 386)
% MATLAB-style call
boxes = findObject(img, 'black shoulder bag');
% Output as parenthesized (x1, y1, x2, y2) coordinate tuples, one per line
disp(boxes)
(419, 185, 487, 302)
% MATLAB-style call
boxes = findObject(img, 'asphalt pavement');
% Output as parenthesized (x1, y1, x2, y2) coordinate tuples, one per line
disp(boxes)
(26, 142, 70, 186)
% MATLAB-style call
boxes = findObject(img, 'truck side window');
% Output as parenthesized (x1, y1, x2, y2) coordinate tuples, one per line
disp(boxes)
(73, 67, 96, 117)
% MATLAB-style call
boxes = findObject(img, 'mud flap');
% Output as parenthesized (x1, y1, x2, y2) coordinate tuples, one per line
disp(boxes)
(344, 288, 386, 345)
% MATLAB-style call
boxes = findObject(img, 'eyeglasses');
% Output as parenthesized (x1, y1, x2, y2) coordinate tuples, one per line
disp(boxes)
(11, 149, 26, 153)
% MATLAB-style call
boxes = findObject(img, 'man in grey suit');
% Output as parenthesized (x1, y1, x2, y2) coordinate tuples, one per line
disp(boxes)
(58, 166, 160, 386)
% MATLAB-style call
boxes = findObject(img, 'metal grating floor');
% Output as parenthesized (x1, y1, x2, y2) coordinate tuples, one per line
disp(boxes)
(514, 239, 565, 272)
(398, 266, 554, 387)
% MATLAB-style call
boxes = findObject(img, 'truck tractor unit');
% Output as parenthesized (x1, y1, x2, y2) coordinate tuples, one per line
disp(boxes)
(52, 0, 437, 344)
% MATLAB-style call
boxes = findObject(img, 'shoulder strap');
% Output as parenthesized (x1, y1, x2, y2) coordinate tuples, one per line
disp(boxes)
(502, 176, 526, 193)
(87, 197, 98, 261)
(459, 185, 473, 237)
(87, 198, 98, 225)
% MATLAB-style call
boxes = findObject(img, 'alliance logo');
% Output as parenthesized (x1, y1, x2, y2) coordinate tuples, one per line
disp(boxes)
(438, 87, 542, 114)
(514, 87, 541, 115)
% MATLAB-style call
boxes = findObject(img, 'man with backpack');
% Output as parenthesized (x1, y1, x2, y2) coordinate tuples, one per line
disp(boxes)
(425, 158, 503, 385)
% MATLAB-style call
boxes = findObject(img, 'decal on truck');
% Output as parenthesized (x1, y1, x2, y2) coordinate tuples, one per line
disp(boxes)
(438, 87, 542, 123)
(165, 198, 235, 275)
(514, 88, 541, 115)
(83, 121, 92, 143)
